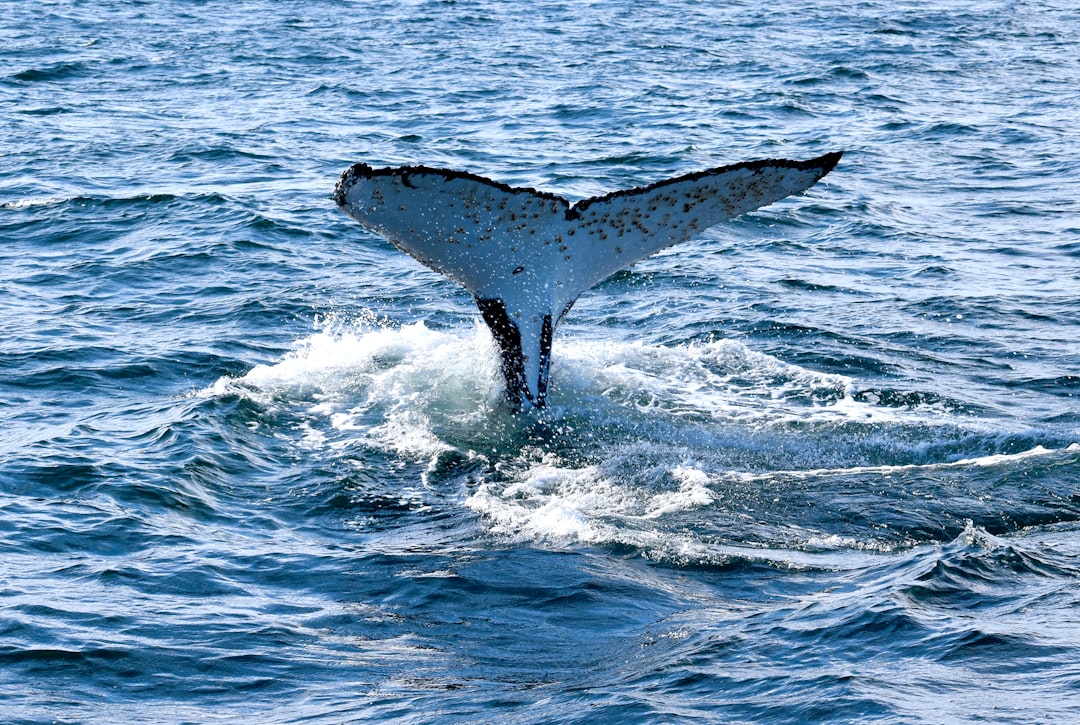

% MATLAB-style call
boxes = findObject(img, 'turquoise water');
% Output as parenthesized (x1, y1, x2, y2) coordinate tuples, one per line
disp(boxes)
(3, 1, 1080, 722)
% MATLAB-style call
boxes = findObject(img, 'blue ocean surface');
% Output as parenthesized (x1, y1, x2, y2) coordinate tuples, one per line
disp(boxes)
(3, 0, 1080, 722)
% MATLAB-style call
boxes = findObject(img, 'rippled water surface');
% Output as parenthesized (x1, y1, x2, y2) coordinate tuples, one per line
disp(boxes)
(3, 1, 1080, 722)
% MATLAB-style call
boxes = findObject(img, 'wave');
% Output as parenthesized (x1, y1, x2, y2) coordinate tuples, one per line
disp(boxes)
(1, 191, 232, 212)
(10, 61, 92, 83)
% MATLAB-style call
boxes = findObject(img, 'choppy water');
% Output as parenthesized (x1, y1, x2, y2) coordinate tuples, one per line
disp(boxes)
(3, 0, 1080, 722)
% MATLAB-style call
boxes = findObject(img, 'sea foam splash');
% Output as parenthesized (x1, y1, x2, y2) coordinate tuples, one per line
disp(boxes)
(206, 315, 504, 457)
(204, 315, 1074, 554)
(205, 313, 951, 450)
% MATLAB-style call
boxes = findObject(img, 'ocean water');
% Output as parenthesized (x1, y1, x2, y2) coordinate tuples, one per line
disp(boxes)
(3, 0, 1080, 722)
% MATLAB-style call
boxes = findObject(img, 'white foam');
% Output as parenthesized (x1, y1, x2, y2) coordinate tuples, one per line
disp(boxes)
(464, 458, 721, 545)
(204, 315, 503, 458)
(959, 443, 1079, 467)
(2, 197, 67, 210)
(200, 315, 1077, 559)
(715, 441, 1080, 484)
(643, 465, 715, 519)
(466, 463, 616, 544)
(554, 337, 934, 427)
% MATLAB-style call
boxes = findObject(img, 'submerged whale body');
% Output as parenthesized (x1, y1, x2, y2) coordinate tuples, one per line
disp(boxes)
(335, 152, 842, 411)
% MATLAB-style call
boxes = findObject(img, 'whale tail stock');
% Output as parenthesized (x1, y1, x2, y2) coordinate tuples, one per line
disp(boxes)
(334, 151, 842, 411)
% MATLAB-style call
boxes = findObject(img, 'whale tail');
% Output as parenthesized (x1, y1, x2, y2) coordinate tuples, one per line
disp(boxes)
(335, 151, 841, 410)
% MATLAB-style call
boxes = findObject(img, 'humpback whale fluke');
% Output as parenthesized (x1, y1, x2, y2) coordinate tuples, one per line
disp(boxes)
(335, 151, 842, 411)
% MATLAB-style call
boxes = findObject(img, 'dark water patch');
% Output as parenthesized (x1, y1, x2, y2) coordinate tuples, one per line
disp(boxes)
(1039, 411, 1080, 428)
(0, 631, 299, 706)
(244, 210, 321, 239)
(1012, 306, 1069, 324)
(96, 362, 158, 380)
(994, 374, 1080, 396)
(0, 193, 237, 230)
(312, 489, 423, 520)
(899, 295, 1033, 328)
(786, 64, 871, 88)
(741, 320, 907, 378)
(1, 461, 108, 495)
(932, 628, 1074, 674)
(915, 120, 981, 140)
(0, 646, 130, 667)
(776, 277, 859, 294)
(95, 560, 253, 599)
(787, 349, 901, 379)
(0, 503, 148, 558)
(134, 461, 231, 517)
(167, 145, 276, 165)
(798, 600, 935, 662)
(874, 24, 918, 38)
(14, 106, 73, 116)
(8, 455, 219, 525)
(9, 61, 92, 83)
(5, 359, 166, 398)
(902, 264, 954, 278)
(1055, 239, 1080, 257)
(908, 536, 1078, 612)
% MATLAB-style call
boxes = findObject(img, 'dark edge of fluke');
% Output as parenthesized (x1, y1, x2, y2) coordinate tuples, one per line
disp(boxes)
(333, 162, 568, 210)
(333, 151, 843, 223)
(569, 151, 843, 217)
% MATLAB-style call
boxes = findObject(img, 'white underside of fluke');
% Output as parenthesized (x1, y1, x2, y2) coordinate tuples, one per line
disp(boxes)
(335, 152, 841, 409)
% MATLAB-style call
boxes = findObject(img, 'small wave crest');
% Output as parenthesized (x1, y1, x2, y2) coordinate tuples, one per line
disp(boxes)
(2, 197, 70, 211)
